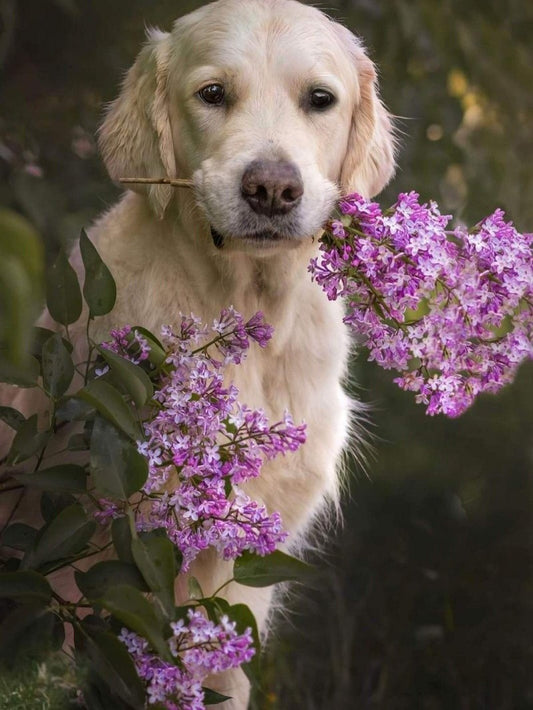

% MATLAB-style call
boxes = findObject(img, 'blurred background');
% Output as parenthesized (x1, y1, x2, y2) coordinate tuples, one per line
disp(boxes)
(0, 0, 532, 707)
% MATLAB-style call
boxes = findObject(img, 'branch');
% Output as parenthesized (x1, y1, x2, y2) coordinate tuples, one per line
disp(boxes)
(119, 177, 194, 189)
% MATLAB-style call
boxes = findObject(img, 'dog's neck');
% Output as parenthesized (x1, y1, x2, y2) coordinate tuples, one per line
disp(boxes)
(160, 190, 319, 348)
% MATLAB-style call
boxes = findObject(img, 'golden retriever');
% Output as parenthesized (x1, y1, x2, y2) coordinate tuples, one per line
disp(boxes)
(2, 0, 395, 705)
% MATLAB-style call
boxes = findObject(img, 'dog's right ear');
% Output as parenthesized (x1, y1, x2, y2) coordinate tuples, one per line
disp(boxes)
(98, 30, 176, 219)
(333, 23, 397, 198)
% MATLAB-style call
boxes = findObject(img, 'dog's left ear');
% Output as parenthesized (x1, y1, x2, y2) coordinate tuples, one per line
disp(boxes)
(335, 25, 397, 198)
(98, 30, 176, 218)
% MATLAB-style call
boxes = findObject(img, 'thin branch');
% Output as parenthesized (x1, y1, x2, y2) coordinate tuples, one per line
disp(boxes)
(119, 177, 194, 189)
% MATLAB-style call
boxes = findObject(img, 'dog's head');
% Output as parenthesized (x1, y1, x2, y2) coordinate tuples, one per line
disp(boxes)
(99, 0, 396, 252)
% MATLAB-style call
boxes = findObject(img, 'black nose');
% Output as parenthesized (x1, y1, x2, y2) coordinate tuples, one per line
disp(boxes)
(241, 160, 304, 216)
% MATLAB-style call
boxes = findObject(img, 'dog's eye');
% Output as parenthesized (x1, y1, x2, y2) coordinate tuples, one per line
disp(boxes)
(198, 84, 225, 105)
(309, 89, 336, 110)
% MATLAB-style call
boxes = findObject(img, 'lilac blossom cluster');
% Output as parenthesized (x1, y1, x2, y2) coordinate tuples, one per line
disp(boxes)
(310, 192, 533, 417)
(119, 609, 254, 709)
(98, 308, 306, 569)
(138, 308, 305, 568)
(101, 324, 151, 364)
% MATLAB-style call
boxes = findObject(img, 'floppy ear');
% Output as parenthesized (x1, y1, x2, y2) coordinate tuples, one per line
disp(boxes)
(336, 27, 397, 198)
(98, 30, 177, 218)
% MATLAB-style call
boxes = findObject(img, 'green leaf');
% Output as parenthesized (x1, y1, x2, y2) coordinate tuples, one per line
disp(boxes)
(55, 396, 94, 423)
(13, 464, 86, 493)
(82, 627, 145, 709)
(2, 557, 21, 572)
(80, 229, 117, 317)
(0, 571, 52, 604)
(0, 604, 64, 663)
(140, 529, 183, 572)
(41, 332, 74, 398)
(112, 517, 134, 564)
(233, 550, 314, 588)
(90, 417, 147, 499)
(29, 326, 55, 359)
(226, 602, 261, 688)
(30, 326, 73, 361)
(0, 406, 26, 431)
(97, 346, 153, 407)
(78, 379, 141, 440)
(1, 523, 38, 552)
(201, 595, 261, 687)
(22, 503, 96, 570)
(224, 477, 233, 498)
(7, 414, 50, 465)
(46, 248, 82, 326)
(130, 325, 166, 368)
(68, 432, 89, 450)
(0, 209, 43, 372)
(201, 597, 227, 624)
(80, 680, 131, 710)
(75, 561, 148, 599)
(131, 535, 176, 618)
(187, 576, 204, 600)
(97, 584, 172, 662)
(40, 492, 76, 523)
(0, 355, 40, 387)
(203, 688, 232, 705)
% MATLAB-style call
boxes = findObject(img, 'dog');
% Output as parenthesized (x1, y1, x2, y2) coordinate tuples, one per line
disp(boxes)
(1, 0, 395, 705)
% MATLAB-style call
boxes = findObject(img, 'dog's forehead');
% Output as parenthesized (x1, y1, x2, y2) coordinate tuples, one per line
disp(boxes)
(172, 0, 350, 75)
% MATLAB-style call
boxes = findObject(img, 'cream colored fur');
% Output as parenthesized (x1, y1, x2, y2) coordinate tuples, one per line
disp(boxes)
(0, 1, 395, 706)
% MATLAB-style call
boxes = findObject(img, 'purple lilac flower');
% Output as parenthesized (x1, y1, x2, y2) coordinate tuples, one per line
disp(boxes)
(119, 609, 254, 709)
(93, 498, 122, 524)
(101, 325, 151, 364)
(310, 192, 533, 417)
(99, 310, 305, 569)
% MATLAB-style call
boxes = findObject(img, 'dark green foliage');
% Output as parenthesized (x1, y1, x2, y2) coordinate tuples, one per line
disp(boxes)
(80, 380, 142, 440)
(79, 627, 145, 708)
(7, 415, 50, 465)
(112, 517, 135, 564)
(79, 229, 116, 317)
(45, 250, 82, 326)
(234, 550, 314, 588)
(21, 504, 96, 571)
(131, 534, 177, 618)
(97, 585, 172, 662)
(0, 225, 289, 708)
(0, 604, 64, 664)
(41, 333, 74, 398)
(75, 561, 148, 599)
(226, 603, 262, 688)
(203, 688, 232, 705)
(0, 571, 53, 604)
(0, 407, 25, 432)
(97, 346, 153, 407)
(14, 465, 86, 493)
(89, 417, 147, 498)
(0, 210, 43, 380)
(1, 524, 38, 553)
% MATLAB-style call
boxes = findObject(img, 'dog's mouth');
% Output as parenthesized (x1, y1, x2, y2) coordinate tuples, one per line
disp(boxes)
(210, 226, 288, 249)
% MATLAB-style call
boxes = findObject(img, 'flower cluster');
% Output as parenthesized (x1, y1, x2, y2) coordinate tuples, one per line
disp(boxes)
(310, 192, 533, 416)
(101, 324, 151, 364)
(101, 308, 305, 569)
(120, 609, 255, 709)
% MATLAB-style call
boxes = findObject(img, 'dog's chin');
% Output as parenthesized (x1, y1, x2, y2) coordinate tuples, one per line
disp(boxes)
(210, 226, 305, 252)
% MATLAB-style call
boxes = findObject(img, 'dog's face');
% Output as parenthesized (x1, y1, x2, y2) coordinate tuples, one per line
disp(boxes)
(99, 0, 395, 253)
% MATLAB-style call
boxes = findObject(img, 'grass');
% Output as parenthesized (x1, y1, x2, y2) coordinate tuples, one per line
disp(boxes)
(0, 656, 80, 710)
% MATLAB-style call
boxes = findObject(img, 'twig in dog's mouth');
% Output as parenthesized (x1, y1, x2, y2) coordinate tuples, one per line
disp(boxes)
(119, 177, 194, 188)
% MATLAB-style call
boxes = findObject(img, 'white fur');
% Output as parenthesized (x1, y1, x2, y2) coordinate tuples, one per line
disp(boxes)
(1, 1, 395, 706)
